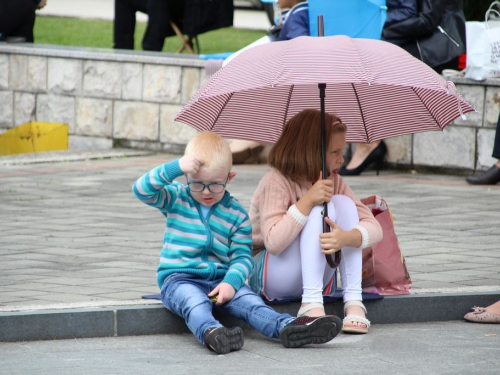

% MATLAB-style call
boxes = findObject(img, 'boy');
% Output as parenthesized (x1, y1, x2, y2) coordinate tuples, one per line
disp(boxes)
(133, 132, 342, 354)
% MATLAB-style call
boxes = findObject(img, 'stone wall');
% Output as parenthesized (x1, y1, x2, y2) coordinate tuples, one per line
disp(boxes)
(0, 44, 499, 172)
(382, 75, 500, 173)
(0, 44, 205, 154)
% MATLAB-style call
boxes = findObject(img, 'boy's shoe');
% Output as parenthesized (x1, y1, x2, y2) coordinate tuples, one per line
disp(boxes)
(279, 315, 342, 348)
(204, 326, 244, 354)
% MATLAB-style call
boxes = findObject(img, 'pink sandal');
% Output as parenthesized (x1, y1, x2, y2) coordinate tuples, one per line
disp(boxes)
(464, 306, 500, 324)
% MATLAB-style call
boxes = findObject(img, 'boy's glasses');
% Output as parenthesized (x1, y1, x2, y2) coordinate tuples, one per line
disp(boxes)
(187, 175, 229, 194)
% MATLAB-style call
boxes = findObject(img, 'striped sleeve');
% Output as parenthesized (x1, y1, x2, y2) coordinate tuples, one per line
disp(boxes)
(223, 212, 254, 291)
(132, 159, 184, 210)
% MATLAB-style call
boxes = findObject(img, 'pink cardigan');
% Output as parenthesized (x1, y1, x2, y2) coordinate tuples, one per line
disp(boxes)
(249, 169, 383, 256)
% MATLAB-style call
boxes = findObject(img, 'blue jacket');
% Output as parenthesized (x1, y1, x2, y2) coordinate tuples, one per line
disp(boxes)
(385, 0, 418, 27)
(278, 2, 309, 41)
(132, 160, 254, 291)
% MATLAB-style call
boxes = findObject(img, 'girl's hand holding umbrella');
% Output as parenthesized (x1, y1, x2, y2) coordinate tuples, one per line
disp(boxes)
(295, 171, 333, 216)
(320, 217, 362, 254)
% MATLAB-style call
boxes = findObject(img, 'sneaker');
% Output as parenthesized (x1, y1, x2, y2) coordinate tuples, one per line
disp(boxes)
(204, 326, 244, 354)
(279, 315, 342, 348)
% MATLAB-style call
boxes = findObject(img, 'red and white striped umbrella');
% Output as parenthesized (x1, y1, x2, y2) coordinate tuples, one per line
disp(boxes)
(175, 35, 474, 144)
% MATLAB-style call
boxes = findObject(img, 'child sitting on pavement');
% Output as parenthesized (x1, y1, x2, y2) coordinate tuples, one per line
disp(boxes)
(132, 131, 342, 354)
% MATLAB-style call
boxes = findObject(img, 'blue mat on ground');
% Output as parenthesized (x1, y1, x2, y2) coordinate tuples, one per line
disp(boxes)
(142, 290, 383, 303)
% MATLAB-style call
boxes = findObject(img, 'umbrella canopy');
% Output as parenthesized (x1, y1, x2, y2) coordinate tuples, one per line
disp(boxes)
(175, 35, 474, 144)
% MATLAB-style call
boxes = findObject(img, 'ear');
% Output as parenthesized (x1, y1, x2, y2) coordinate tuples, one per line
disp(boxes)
(227, 171, 237, 183)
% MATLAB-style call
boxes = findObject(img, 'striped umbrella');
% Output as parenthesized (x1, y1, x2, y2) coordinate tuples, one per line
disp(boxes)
(175, 35, 474, 145)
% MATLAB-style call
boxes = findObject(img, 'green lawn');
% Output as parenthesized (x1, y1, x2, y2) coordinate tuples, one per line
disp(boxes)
(34, 16, 266, 55)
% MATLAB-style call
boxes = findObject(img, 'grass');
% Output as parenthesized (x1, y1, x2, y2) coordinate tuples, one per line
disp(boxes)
(34, 16, 266, 54)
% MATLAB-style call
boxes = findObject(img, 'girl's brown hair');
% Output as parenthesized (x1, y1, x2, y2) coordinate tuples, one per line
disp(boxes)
(268, 109, 346, 183)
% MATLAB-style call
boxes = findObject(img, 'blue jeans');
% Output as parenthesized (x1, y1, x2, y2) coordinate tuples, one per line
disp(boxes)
(161, 273, 295, 344)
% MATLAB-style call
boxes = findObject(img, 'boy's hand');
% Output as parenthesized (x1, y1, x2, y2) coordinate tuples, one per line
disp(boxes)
(179, 154, 203, 174)
(319, 217, 347, 254)
(208, 282, 236, 305)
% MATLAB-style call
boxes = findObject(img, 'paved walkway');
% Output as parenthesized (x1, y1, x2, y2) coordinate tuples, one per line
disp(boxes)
(1, 151, 499, 312)
(1, 322, 499, 375)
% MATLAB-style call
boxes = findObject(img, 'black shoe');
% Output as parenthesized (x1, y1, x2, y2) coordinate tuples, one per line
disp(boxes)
(466, 165, 500, 185)
(279, 315, 342, 348)
(339, 141, 387, 176)
(204, 327, 244, 354)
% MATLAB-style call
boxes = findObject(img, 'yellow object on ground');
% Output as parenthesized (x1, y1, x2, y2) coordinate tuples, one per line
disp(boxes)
(0, 122, 68, 156)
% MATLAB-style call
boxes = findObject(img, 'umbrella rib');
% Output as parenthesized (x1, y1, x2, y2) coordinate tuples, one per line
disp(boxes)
(282, 85, 294, 126)
(211, 92, 234, 129)
(351, 83, 369, 143)
(411, 87, 441, 129)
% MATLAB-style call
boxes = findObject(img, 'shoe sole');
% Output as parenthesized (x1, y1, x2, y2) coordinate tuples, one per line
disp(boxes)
(280, 316, 342, 348)
(206, 327, 244, 354)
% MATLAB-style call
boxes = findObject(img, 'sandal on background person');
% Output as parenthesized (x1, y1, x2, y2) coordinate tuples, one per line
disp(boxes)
(464, 306, 500, 324)
(342, 300, 371, 334)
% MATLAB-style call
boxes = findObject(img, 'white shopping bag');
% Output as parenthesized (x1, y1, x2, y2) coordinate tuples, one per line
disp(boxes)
(465, 2, 500, 81)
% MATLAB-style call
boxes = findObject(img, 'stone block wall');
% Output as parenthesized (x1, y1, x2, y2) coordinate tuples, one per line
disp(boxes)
(0, 44, 205, 153)
(0, 44, 499, 172)
(356, 76, 500, 173)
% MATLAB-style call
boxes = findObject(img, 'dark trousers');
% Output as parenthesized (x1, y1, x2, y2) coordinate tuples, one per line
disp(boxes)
(0, 0, 36, 42)
(113, 0, 183, 51)
(494, 114, 500, 160)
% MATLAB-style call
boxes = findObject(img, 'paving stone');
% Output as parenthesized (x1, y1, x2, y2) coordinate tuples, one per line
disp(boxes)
(1, 155, 499, 314)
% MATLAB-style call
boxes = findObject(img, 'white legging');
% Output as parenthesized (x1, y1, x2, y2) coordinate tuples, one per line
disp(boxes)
(264, 195, 362, 304)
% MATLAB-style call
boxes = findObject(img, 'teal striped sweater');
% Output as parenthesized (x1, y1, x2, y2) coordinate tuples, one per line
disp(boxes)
(132, 160, 254, 291)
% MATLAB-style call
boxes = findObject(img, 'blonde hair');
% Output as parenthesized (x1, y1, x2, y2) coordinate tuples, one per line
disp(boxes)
(184, 132, 232, 172)
(268, 109, 346, 183)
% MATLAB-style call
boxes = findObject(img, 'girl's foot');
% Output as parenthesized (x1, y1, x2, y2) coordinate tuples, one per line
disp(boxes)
(342, 301, 371, 334)
(344, 305, 368, 331)
(298, 302, 325, 317)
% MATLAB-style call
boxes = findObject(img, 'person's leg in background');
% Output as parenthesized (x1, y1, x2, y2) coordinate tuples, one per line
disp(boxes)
(142, 0, 177, 51)
(466, 113, 500, 185)
(0, 0, 36, 42)
(113, 0, 146, 49)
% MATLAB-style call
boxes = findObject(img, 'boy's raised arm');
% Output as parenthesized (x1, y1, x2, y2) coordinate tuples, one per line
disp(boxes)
(132, 159, 184, 210)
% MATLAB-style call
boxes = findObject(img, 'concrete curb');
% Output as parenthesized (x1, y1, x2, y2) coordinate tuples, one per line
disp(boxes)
(2, 292, 499, 342)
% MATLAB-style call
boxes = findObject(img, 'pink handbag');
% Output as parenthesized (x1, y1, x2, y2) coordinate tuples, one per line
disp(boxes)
(360, 196, 412, 295)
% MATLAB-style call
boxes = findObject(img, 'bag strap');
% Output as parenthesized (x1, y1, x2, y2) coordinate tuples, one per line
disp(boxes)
(486, 2, 500, 29)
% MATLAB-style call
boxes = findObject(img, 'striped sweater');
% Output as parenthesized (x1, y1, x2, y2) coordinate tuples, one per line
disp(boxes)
(132, 160, 254, 291)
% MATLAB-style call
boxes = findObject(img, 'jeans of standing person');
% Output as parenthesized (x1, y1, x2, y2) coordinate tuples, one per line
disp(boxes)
(113, 0, 183, 51)
(0, 0, 36, 42)
(161, 273, 295, 344)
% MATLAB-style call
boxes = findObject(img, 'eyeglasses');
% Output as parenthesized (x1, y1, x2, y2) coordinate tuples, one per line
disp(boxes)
(187, 175, 229, 194)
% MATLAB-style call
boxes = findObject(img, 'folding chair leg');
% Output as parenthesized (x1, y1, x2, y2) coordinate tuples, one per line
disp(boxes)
(170, 21, 195, 54)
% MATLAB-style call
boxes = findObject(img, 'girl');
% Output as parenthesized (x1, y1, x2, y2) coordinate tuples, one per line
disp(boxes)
(249, 109, 383, 334)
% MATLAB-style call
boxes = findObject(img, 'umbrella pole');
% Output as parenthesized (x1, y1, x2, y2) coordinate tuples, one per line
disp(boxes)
(318, 15, 341, 269)
(319, 83, 340, 269)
